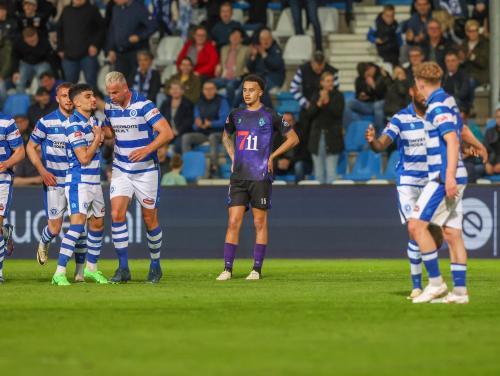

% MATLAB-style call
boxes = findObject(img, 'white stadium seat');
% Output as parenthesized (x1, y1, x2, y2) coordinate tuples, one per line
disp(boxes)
(232, 8, 244, 23)
(283, 35, 313, 65)
(311, 7, 338, 34)
(97, 63, 111, 95)
(161, 64, 178, 83)
(298, 180, 320, 185)
(155, 36, 184, 68)
(274, 8, 306, 37)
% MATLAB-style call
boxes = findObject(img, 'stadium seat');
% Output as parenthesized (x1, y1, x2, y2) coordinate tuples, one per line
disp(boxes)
(344, 150, 382, 181)
(275, 174, 296, 183)
(344, 120, 371, 152)
(343, 91, 355, 102)
(336, 151, 347, 176)
(161, 64, 178, 84)
(272, 180, 287, 185)
(276, 92, 295, 101)
(274, 8, 306, 37)
(181, 151, 206, 182)
(326, 2, 346, 11)
(312, 7, 338, 34)
(298, 180, 320, 185)
(283, 35, 313, 65)
(486, 118, 496, 129)
(2, 94, 30, 116)
(485, 174, 500, 182)
(277, 99, 301, 115)
(476, 179, 492, 185)
(97, 64, 111, 95)
(377, 0, 412, 4)
(155, 36, 184, 67)
(381, 150, 399, 181)
(331, 179, 355, 184)
(232, 8, 244, 23)
(193, 143, 211, 154)
(233, 1, 250, 10)
(267, 2, 282, 10)
(366, 179, 390, 185)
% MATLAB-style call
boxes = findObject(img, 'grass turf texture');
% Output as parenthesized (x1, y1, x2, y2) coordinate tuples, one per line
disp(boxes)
(0, 259, 499, 376)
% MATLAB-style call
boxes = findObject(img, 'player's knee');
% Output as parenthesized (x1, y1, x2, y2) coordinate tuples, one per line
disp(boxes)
(443, 226, 460, 244)
(253, 216, 267, 232)
(111, 209, 126, 222)
(408, 219, 423, 238)
(143, 215, 158, 231)
(227, 216, 242, 232)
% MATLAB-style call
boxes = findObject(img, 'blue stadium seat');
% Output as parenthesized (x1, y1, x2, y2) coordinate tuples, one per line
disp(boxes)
(2, 94, 30, 116)
(267, 2, 282, 10)
(233, 1, 250, 10)
(277, 99, 301, 116)
(344, 150, 382, 181)
(193, 143, 210, 154)
(275, 174, 295, 183)
(276, 92, 295, 101)
(381, 150, 400, 181)
(220, 163, 232, 179)
(343, 91, 355, 103)
(181, 151, 206, 182)
(485, 175, 500, 183)
(336, 151, 347, 176)
(359, 114, 375, 122)
(486, 118, 496, 129)
(344, 120, 371, 152)
(326, 2, 346, 10)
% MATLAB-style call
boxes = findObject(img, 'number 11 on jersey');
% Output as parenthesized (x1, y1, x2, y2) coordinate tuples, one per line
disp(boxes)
(237, 131, 258, 151)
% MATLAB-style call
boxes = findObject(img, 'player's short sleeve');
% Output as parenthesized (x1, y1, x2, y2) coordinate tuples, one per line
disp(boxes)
(142, 100, 163, 128)
(102, 104, 111, 128)
(272, 111, 292, 136)
(30, 119, 48, 145)
(224, 110, 237, 135)
(430, 106, 455, 136)
(382, 117, 400, 142)
(66, 124, 87, 149)
(6, 120, 23, 149)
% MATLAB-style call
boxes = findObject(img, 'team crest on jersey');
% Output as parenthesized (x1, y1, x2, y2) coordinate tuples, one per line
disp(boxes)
(130, 109, 138, 117)
(83, 202, 89, 209)
(258, 118, 265, 127)
(50, 208, 58, 215)
(404, 204, 412, 214)
(110, 185, 115, 194)
(237, 117, 242, 124)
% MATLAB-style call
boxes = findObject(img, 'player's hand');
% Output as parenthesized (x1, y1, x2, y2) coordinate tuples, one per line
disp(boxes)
(445, 174, 458, 199)
(88, 45, 98, 57)
(267, 156, 274, 174)
(41, 169, 57, 186)
(129, 147, 150, 162)
(365, 124, 376, 143)
(0, 162, 7, 173)
(129, 34, 140, 44)
(92, 126, 102, 144)
(375, 38, 383, 45)
(108, 50, 116, 64)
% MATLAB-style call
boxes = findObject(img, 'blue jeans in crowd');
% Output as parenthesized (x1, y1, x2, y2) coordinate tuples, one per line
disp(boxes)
(62, 55, 99, 87)
(289, 0, 322, 51)
(17, 60, 51, 92)
(212, 77, 241, 107)
(312, 130, 339, 184)
(343, 98, 385, 132)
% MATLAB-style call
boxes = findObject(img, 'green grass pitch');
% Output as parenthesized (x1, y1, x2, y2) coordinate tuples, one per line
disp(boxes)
(0, 259, 499, 376)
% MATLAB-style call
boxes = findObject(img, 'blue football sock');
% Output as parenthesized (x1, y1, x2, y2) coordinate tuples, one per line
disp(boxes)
(112, 222, 129, 269)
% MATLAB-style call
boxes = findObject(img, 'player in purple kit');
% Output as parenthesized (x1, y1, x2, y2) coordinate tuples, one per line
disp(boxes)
(217, 75, 299, 281)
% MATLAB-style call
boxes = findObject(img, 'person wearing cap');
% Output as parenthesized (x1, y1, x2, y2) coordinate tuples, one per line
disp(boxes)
(18, 0, 54, 42)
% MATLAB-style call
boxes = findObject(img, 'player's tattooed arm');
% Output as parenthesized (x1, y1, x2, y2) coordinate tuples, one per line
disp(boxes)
(365, 125, 392, 152)
(129, 118, 174, 162)
(26, 140, 57, 186)
(222, 130, 235, 162)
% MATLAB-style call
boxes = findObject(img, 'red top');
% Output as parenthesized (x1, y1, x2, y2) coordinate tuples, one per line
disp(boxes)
(176, 40, 219, 78)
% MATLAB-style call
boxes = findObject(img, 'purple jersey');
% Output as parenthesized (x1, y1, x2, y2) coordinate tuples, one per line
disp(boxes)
(225, 106, 291, 181)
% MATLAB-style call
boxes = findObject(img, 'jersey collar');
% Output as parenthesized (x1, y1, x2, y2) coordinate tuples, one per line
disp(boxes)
(425, 87, 444, 106)
(55, 108, 69, 122)
(73, 110, 90, 124)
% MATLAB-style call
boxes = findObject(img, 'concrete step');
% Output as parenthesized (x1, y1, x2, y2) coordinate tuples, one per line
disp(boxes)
(354, 26, 370, 34)
(328, 40, 373, 50)
(329, 54, 378, 64)
(354, 13, 410, 22)
(353, 5, 411, 14)
(339, 83, 355, 92)
(328, 34, 366, 42)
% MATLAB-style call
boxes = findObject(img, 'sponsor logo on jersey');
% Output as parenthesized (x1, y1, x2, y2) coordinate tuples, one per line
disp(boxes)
(74, 131, 82, 138)
(143, 198, 155, 205)
(151, 108, 160, 116)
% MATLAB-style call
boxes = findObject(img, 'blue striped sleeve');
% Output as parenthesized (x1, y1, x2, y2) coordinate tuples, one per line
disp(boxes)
(142, 101, 163, 128)
(66, 124, 87, 149)
(382, 117, 400, 142)
(430, 107, 455, 136)
(6, 121, 23, 148)
(30, 119, 47, 144)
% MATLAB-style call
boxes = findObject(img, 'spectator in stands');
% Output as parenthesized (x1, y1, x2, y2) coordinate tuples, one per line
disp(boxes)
(367, 5, 401, 66)
(471, 0, 489, 38)
(166, 56, 201, 104)
(383, 66, 410, 121)
(0, 1, 16, 105)
(176, 25, 219, 79)
(284, 112, 312, 182)
(157, 143, 170, 177)
(288, 0, 322, 52)
(247, 28, 285, 92)
(13, 114, 42, 186)
(106, 0, 157, 81)
(152, 0, 176, 37)
(484, 109, 500, 176)
(458, 19, 489, 88)
(211, 1, 241, 49)
(57, 0, 104, 88)
(39, 71, 62, 103)
(247, 0, 268, 27)
(404, 46, 425, 86)
(290, 50, 339, 112)
(344, 62, 389, 132)
(27, 87, 55, 128)
(272, 112, 296, 178)
(442, 50, 472, 113)
(12, 27, 53, 92)
(461, 109, 485, 182)
(432, 0, 468, 19)
(17, 0, 54, 41)
(159, 79, 194, 153)
(182, 80, 230, 177)
(161, 153, 187, 186)
(308, 71, 344, 184)
(405, 0, 432, 46)
(432, 9, 460, 45)
(129, 50, 161, 102)
(213, 26, 248, 107)
(420, 19, 452, 70)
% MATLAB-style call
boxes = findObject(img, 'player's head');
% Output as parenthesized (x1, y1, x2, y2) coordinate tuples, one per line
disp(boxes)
(105, 71, 129, 106)
(409, 85, 426, 114)
(319, 71, 335, 92)
(242, 74, 265, 106)
(69, 83, 96, 113)
(56, 82, 74, 114)
(413, 62, 443, 99)
(310, 50, 326, 75)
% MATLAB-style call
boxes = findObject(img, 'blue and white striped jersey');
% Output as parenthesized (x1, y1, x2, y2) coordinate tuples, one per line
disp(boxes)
(30, 109, 69, 187)
(0, 112, 23, 184)
(383, 104, 428, 187)
(65, 111, 101, 185)
(424, 88, 467, 185)
(103, 91, 163, 174)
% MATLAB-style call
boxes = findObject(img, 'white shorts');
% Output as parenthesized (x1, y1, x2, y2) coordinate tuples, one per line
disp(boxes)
(410, 180, 465, 230)
(397, 186, 422, 224)
(110, 166, 160, 209)
(65, 183, 105, 218)
(0, 183, 13, 218)
(44, 186, 67, 220)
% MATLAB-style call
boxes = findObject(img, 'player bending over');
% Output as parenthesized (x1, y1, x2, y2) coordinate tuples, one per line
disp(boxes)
(217, 74, 299, 281)
(0, 112, 25, 283)
(52, 84, 107, 286)
(103, 72, 174, 284)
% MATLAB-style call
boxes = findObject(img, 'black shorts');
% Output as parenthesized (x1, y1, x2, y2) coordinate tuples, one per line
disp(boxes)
(228, 179, 272, 210)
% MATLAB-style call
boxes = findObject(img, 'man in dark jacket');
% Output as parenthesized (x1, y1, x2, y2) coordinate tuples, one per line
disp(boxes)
(181, 80, 230, 176)
(211, 1, 241, 49)
(106, 0, 157, 80)
(367, 5, 401, 66)
(246, 28, 285, 91)
(27, 87, 55, 127)
(442, 50, 472, 113)
(419, 19, 452, 70)
(17, 0, 54, 42)
(383, 65, 410, 119)
(57, 0, 104, 87)
(404, 0, 431, 46)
